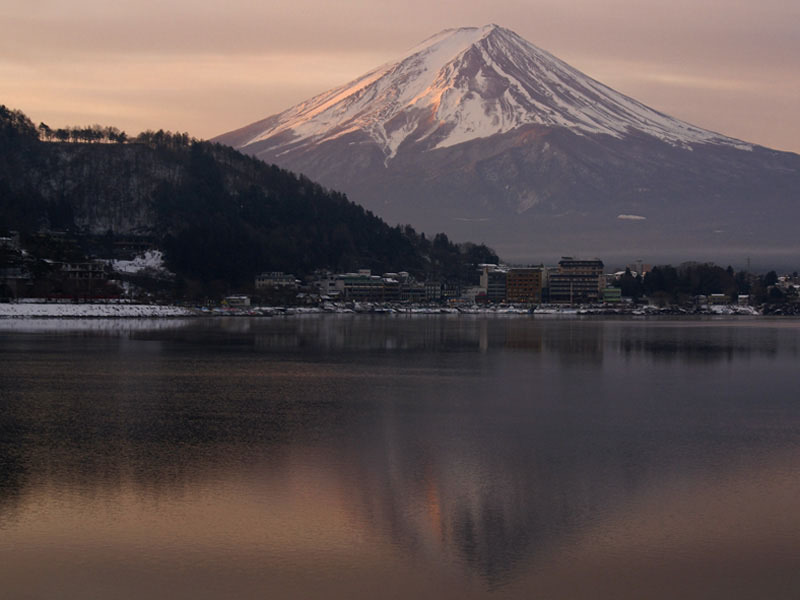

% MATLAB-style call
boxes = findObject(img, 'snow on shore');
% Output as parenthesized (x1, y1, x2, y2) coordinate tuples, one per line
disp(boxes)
(0, 300, 764, 321)
(0, 302, 193, 318)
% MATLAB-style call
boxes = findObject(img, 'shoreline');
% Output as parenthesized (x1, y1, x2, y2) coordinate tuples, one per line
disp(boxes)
(0, 300, 767, 319)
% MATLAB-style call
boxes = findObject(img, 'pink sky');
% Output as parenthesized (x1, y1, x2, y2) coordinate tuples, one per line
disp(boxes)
(2, 0, 798, 153)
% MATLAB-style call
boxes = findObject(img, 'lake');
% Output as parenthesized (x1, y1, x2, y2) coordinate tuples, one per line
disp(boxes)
(2, 315, 800, 599)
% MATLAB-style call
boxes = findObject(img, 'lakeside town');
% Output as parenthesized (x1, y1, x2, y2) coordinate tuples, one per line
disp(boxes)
(2, 230, 798, 317)
(194, 259, 798, 316)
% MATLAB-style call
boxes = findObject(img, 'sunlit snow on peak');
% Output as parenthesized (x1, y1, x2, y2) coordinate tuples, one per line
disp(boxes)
(240, 25, 752, 161)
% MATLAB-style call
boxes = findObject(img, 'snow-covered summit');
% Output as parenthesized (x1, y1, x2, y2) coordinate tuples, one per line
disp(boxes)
(228, 24, 750, 161)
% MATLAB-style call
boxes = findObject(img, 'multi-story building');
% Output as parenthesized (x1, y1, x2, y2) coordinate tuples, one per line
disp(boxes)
(382, 277, 400, 303)
(549, 257, 604, 304)
(442, 282, 462, 303)
(506, 267, 544, 304)
(424, 281, 443, 302)
(61, 261, 108, 281)
(479, 265, 507, 303)
(255, 271, 297, 290)
(399, 283, 426, 303)
(335, 273, 387, 301)
(54, 260, 112, 298)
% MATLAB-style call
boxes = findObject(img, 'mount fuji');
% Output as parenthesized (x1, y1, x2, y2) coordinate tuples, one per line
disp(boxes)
(215, 25, 800, 265)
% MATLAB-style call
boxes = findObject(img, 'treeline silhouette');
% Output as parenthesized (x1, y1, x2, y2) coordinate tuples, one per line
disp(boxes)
(37, 123, 128, 144)
(616, 262, 792, 304)
(36, 120, 194, 148)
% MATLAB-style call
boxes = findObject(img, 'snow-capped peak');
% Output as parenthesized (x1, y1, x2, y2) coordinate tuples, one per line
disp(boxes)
(235, 25, 751, 161)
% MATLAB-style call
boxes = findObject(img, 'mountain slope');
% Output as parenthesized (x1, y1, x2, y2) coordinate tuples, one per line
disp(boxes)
(0, 106, 497, 291)
(215, 25, 800, 265)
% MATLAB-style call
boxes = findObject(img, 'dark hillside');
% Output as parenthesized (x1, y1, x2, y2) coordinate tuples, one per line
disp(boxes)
(0, 106, 497, 293)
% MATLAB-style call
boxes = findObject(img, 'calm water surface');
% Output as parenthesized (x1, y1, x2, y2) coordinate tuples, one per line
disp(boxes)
(2, 316, 800, 599)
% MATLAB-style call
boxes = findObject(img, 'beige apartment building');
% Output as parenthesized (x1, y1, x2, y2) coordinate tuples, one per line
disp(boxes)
(549, 257, 604, 304)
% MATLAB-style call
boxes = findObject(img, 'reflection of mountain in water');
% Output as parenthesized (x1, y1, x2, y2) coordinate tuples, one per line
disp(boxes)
(2, 318, 800, 585)
(337, 399, 670, 584)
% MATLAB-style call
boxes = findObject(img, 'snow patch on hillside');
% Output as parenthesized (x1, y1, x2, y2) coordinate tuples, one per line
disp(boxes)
(112, 250, 173, 278)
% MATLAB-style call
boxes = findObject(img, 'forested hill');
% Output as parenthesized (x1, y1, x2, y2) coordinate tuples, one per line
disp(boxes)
(0, 106, 497, 289)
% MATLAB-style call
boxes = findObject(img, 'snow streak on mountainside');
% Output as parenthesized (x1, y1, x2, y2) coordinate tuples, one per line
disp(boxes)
(225, 24, 751, 161)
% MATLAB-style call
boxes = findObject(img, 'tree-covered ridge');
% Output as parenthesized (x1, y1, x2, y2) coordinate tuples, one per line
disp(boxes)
(1, 105, 192, 146)
(614, 262, 793, 305)
(0, 105, 498, 293)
